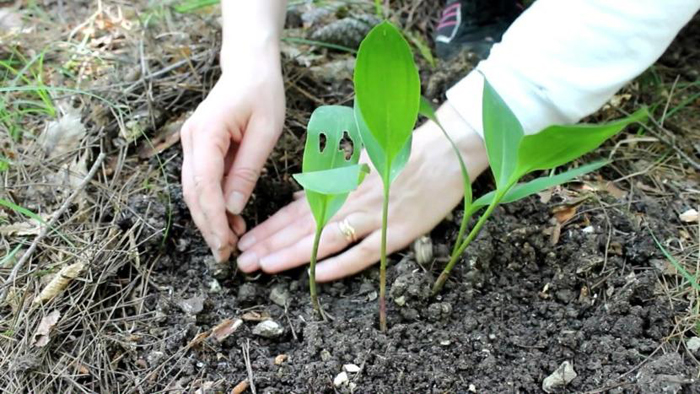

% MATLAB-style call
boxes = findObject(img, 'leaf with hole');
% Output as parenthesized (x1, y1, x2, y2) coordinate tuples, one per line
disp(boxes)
(293, 105, 366, 227)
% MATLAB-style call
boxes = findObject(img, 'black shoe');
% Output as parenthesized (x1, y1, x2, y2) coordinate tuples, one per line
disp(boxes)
(435, 0, 524, 60)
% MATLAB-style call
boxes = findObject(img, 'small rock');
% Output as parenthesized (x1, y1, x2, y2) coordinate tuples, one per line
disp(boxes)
(394, 295, 406, 307)
(237, 283, 257, 303)
(178, 295, 205, 315)
(468, 384, 477, 393)
(147, 351, 164, 366)
(343, 364, 361, 373)
(440, 340, 451, 346)
(333, 371, 349, 387)
(582, 226, 595, 234)
(542, 361, 577, 393)
(208, 279, 221, 293)
(274, 354, 288, 365)
(252, 320, 284, 339)
(349, 382, 357, 391)
(269, 284, 290, 307)
(687, 337, 700, 352)
(680, 208, 698, 223)
(413, 236, 433, 265)
(320, 349, 332, 361)
(367, 291, 377, 302)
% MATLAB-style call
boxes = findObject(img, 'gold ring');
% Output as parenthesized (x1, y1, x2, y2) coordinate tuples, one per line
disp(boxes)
(338, 218, 357, 243)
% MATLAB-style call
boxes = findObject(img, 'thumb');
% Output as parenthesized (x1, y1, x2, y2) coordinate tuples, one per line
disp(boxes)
(224, 114, 280, 215)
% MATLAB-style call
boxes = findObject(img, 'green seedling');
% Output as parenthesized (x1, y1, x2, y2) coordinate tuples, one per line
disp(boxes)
(293, 106, 369, 316)
(354, 21, 420, 331)
(429, 80, 648, 295)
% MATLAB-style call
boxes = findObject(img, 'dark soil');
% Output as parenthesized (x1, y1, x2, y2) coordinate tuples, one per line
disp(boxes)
(132, 173, 696, 393)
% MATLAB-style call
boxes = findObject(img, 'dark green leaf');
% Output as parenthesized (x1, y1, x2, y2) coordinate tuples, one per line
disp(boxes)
(470, 161, 608, 211)
(515, 109, 647, 176)
(354, 21, 420, 168)
(482, 79, 523, 189)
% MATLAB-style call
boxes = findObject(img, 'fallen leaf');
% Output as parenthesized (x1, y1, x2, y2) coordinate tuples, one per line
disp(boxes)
(538, 188, 553, 204)
(33, 310, 61, 347)
(0, 8, 22, 32)
(552, 205, 578, 224)
(603, 181, 626, 199)
(137, 115, 187, 159)
(212, 318, 243, 342)
(74, 362, 90, 375)
(680, 209, 698, 223)
(241, 311, 270, 322)
(33, 261, 86, 304)
(38, 109, 86, 158)
(231, 380, 249, 394)
(187, 331, 210, 348)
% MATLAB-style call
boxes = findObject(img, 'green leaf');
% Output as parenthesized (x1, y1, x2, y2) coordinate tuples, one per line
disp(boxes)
(515, 108, 648, 176)
(482, 79, 523, 189)
(293, 164, 370, 195)
(295, 106, 366, 227)
(354, 101, 411, 183)
(354, 21, 420, 173)
(471, 161, 608, 211)
(419, 97, 471, 206)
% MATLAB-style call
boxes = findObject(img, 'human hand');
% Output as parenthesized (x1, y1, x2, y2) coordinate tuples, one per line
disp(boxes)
(236, 104, 490, 280)
(181, 47, 285, 262)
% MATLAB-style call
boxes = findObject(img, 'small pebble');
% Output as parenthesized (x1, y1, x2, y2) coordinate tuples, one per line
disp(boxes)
(269, 284, 290, 307)
(333, 372, 349, 387)
(178, 295, 205, 315)
(320, 349, 332, 361)
(542, 361, 577, 393)
(343, 364, 361, 373)
(687, 337, 700, 352)
(394, 296, 406, 306)
(208, 279, 221, 293)
(252, 320, 284, 339)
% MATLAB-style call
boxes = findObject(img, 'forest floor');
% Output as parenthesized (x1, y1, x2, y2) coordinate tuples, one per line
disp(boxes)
(1, 1, 700, 393)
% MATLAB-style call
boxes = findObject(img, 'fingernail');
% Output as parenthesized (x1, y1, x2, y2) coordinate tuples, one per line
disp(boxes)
(227, 192, 247, 215)
(259, 254, 282, 272)
(237, 251, 258, 271)
(238, 234, 255, 251)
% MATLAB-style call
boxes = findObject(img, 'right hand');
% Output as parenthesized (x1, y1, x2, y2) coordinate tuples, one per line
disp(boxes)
(180, 46, 285, 262)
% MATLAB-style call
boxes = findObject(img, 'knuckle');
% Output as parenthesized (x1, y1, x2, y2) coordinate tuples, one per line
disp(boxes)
(231, 166, 260, 185)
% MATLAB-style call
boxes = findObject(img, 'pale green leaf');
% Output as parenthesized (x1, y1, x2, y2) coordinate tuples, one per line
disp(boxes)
(482, 78, 524, 189)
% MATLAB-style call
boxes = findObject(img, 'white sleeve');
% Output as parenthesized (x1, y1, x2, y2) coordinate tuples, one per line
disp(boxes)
(446, 0, 700, 136)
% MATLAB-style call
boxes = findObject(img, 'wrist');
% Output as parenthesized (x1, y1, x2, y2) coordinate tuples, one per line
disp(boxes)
(219, 40, 281, 75)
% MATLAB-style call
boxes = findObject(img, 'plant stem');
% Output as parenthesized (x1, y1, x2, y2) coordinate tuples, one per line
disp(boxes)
(451, 207, 475, 257)
(432, 198, 501, 296)
(379, 182, 390, 332)
(309, 226, 323, 315)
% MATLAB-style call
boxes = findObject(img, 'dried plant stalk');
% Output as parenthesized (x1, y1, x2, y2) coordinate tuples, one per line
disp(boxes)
(33, 261, 86, 304)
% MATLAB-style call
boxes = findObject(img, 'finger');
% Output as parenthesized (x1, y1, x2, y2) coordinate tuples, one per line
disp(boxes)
(238, 198, 308, 251)
(191, 127, 237, 261)
(181, 124, 217, 256)
(315, 231, 383, 282)
(228, 213, 247, 236)
(223, 113, 281, 215)
(257, 212, 375, 274)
